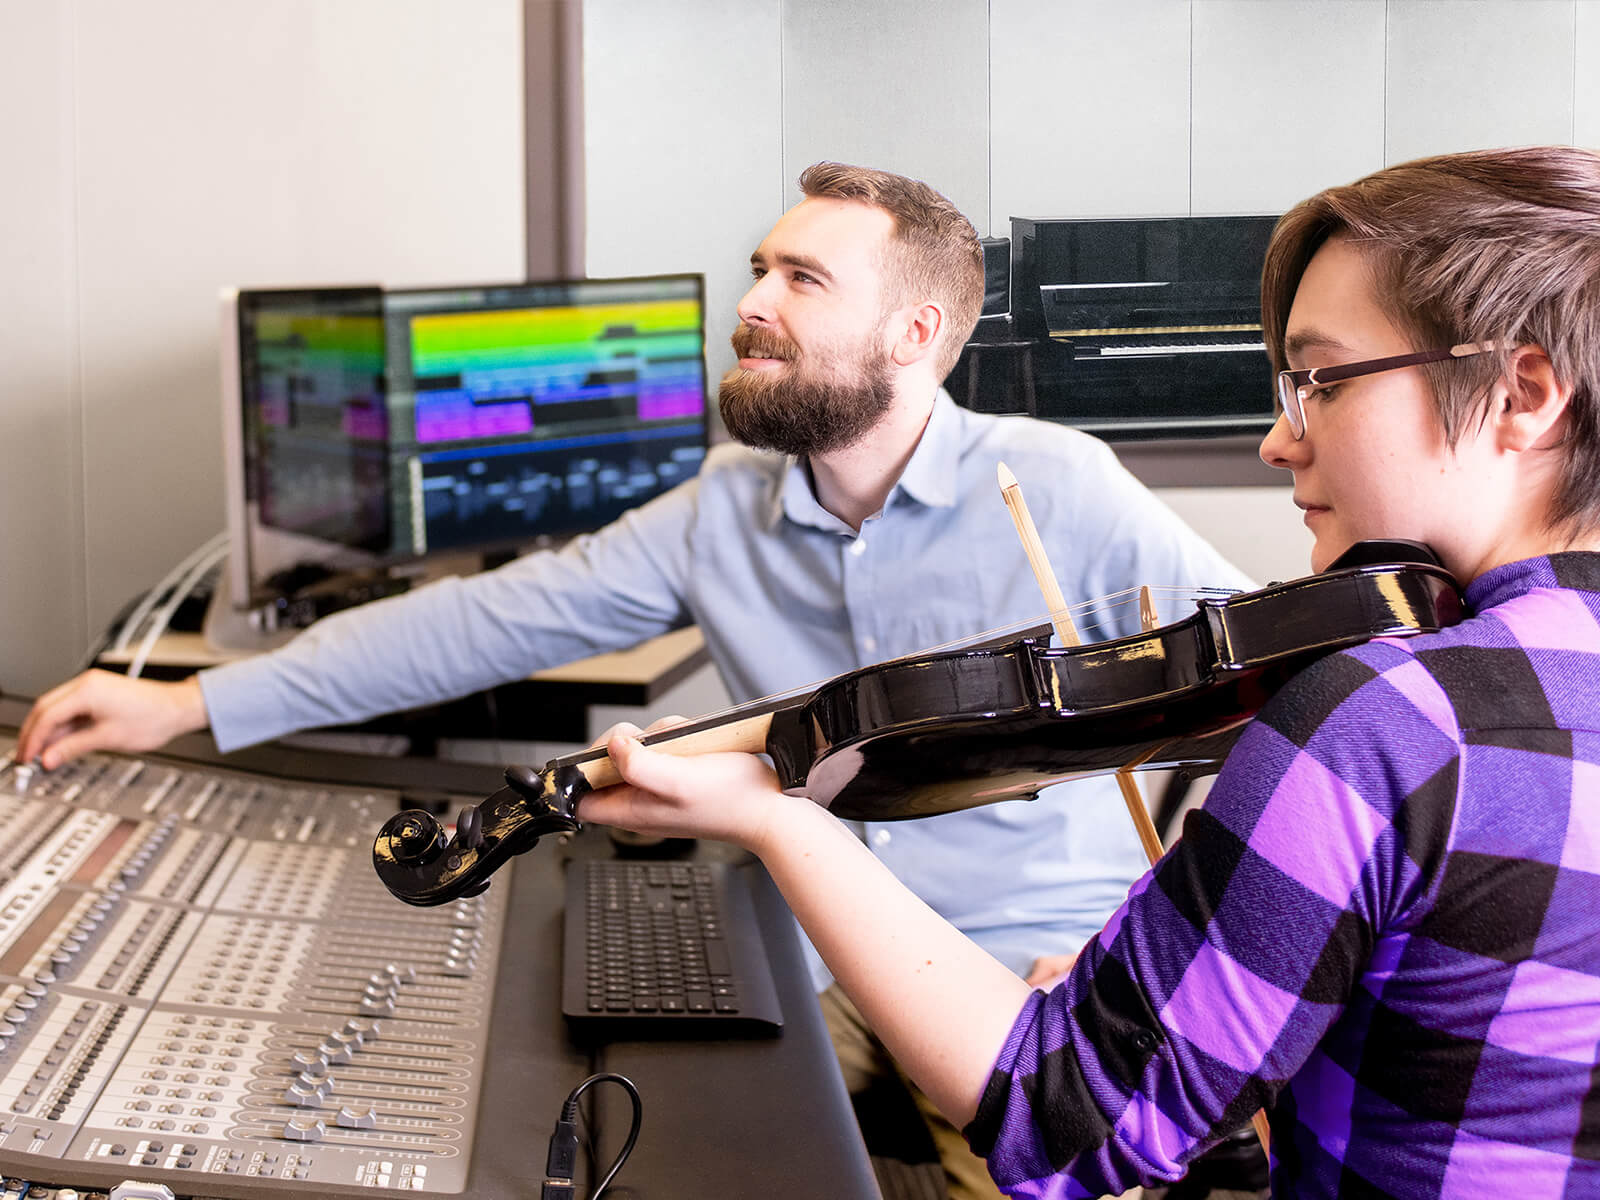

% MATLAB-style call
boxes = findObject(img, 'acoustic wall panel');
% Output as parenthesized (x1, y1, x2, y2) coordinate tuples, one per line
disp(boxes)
(0, 3, 88, 696)
(1191, 0, 1385, 215)
(1578, 1, 1600, 146)
(583, 0, 784, 403)
(69, 0, 525, 646)
(1385, 0, 1576, 163)
(989, 0, 1191, 229)
(780, 0, 990, 232)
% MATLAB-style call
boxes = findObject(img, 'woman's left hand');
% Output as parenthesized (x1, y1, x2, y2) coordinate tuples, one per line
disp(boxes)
(578, 721, 809, 854)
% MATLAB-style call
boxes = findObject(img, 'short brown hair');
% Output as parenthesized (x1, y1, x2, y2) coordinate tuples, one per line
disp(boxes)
(1261, 146, 1600, 534)
(798, 162, 984, 379)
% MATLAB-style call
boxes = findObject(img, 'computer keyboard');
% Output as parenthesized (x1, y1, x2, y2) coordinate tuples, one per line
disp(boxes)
(562, 858, 784, 1035)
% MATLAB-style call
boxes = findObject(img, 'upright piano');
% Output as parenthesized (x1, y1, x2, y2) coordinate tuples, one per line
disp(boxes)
(952, 215, 1281, 441)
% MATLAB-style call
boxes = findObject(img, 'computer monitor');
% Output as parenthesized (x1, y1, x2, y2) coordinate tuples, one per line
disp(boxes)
(219, 285, 389, 611)
(382, 275, 708, 557)
(219, 275, 710, 614)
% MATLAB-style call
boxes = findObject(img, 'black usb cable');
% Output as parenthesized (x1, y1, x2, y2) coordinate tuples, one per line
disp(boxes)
(542, 1072, 643, 1200)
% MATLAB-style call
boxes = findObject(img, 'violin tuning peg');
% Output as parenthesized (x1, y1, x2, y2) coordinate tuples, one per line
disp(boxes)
(456, 804, 484, 850)
(503, 764, 546, 800)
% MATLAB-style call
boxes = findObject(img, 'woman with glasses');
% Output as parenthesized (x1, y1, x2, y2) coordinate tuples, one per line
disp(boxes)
(583, 146, 1600, 1198)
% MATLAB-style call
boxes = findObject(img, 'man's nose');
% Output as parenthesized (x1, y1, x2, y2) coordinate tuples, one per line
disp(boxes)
(736, 276, 777, 326)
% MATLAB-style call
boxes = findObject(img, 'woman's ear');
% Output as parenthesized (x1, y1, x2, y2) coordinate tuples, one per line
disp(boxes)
(1493, 345, 1571, 452)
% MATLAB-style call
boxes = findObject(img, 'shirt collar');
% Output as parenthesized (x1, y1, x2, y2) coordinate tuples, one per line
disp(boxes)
(764, 388, 962, 533)
(1465, 551, 1600, 612)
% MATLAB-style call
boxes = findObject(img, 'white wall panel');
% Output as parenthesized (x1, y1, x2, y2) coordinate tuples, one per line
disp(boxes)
(68, 0, 524, 645)
(0, 4, 87, 697)
(583, 0, 783, 400)
(1192, 0, 1385, 215)
(1578, 1, 1600, 145)
(1155, 485, 1310, 587)
(989, 0, 1190, 230)
(1386, 0, 1576, 163)
(780, 0, 989, 230)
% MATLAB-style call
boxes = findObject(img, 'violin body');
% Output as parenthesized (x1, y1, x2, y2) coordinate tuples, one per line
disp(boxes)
(374, 540, 1462, 905)
(781, 545, 1461, 817)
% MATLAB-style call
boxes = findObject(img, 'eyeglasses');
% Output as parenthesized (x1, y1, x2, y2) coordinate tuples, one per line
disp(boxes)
(1275, 341, 1498, 439)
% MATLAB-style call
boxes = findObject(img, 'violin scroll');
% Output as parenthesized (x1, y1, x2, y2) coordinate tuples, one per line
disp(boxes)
(373, 763, 589, 906)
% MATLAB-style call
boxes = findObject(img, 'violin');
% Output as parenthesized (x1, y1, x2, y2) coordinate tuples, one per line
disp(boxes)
(373, 539, 1462, 906)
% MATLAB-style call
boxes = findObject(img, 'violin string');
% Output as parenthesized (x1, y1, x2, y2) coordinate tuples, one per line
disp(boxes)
(630, 583, 1245, 736)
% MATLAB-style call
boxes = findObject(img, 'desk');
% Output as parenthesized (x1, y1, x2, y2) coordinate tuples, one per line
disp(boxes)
(0, 699, 879, 1199)
(94, 625, 711, 744)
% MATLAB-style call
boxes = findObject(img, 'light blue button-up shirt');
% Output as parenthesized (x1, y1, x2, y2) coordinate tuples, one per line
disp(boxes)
(202, 391, 1253, 985)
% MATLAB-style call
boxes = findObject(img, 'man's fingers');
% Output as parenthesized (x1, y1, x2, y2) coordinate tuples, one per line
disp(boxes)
(20, 693, 90, 765)
(38, 725, 106, 772)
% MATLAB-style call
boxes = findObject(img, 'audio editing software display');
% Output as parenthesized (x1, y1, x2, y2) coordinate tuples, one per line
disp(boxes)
(224, 287, 393, 610)
(243, 291, 390, 554)
(384, 276, 708, 556)
(223, 275, 709, 611)
(0, 739, 506, 1196)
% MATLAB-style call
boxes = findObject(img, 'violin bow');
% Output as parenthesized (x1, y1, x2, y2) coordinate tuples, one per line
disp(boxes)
(998, 463, 1081, 647)
(995, 462, 1273, 1156)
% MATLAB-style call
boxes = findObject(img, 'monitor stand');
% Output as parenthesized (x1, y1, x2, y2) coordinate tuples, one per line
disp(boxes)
(200, 566, 297, 656)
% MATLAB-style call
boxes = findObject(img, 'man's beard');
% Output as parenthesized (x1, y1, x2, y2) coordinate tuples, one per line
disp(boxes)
(718, 323, 895, 457)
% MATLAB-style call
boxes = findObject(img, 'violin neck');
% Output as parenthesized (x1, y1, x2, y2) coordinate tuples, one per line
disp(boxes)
(555, 707, 784, 790)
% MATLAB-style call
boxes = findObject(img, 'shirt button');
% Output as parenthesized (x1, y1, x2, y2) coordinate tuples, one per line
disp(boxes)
(849, 537, 867, 556)
(872, 829, 891, 848)
(861, 636, 877, 654)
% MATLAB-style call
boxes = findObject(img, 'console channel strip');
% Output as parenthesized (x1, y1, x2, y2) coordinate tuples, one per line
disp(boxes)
(0, 739, 506, 1197)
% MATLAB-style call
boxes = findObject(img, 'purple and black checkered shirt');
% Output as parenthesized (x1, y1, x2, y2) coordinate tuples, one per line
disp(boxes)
(966, 553, 1600, 1198)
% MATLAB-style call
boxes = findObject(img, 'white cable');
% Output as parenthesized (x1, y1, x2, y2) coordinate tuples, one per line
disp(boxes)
(126, 540, 231, 680)
(111, 530, 230, 653)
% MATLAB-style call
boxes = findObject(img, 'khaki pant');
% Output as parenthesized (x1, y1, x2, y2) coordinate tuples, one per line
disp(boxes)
(821, 984, 1008, 1200)
(821, 986, 1142, 1200)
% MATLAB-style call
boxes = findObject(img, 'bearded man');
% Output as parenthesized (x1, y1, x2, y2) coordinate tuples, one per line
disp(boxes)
(21, 163, 1250, 1200)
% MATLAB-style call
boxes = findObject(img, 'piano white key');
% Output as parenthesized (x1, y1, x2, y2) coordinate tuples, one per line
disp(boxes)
(1097, 342, 1266, 357)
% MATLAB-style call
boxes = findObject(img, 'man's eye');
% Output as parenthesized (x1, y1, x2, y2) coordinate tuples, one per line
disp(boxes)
(750, 267, 767, 281)
(792, 271, 817, 285)
(1310, 383, 1340, 403)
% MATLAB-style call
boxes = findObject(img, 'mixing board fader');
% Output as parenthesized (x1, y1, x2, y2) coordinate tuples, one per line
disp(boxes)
(0, 739, 508, 1198)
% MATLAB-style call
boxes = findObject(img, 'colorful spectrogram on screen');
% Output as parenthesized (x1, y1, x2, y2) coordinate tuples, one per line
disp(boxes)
(383, 276, 708, 555)
(408, 298, 704, 444)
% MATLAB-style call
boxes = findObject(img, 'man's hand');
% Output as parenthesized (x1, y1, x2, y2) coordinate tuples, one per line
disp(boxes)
(17, 671, 208, 770)
(578, 718, 806, 855)
(1024, 951, 1080, 991)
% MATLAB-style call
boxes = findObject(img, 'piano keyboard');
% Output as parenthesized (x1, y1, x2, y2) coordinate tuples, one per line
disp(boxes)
(1096, 341, 1266, 357)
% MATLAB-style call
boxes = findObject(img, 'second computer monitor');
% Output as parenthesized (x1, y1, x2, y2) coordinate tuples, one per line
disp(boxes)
(383, 275, 709, 557)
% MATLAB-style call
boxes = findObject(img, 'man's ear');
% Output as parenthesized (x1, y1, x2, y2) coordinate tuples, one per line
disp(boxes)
(1493, 345, 1571, 452)
(890, 301, 945, 368)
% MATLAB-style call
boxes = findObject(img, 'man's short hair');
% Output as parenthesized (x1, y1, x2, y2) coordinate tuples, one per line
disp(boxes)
(1261, 146, 1600, 534)
(798, 162, 984, 380)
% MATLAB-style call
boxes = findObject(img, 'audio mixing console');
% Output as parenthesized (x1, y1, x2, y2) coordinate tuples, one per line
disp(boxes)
(0, 735, 508, 1199)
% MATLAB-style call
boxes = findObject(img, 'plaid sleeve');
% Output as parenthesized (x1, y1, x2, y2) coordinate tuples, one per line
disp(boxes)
(966, 640, 1464, 1196)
